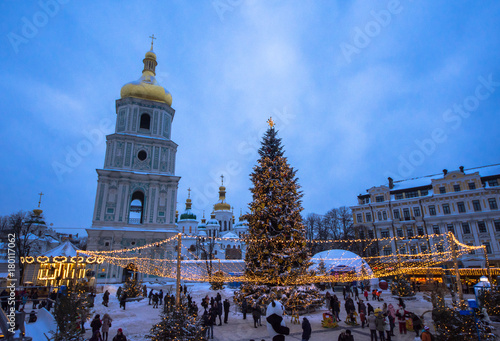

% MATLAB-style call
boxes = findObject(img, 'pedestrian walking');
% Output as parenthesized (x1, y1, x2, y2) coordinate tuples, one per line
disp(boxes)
(301, 317, 311, 341)
(223, 299, 230, 324)
(101, 313, 112, 341)
(242, 298, 248, 320)
(367, 312, 378, 341)
(159, 289, 163, 306)
(364, 289, 369, 301)
(90, 314, 102, 335)
(252, 304, 261, 328)
(375, 310, 386, 341)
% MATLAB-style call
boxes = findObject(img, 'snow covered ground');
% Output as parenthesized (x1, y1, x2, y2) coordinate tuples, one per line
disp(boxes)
(25, 282, 498, 341)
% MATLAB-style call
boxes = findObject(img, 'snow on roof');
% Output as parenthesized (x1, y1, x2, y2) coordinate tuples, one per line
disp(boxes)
(220, 231, 239, 239)
(310, 249, 374, 276)
(42, 240, 80, 258)
(86, 226, 179, 233)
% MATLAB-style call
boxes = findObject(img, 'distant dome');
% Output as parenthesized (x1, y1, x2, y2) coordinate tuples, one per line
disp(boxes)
(310, 249, 374, 278)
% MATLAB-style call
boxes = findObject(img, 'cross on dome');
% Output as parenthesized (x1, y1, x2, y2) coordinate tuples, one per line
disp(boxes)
(38, 192, 44, 208)
(221, 174, 224, 186)
(149, 34, 156, 50)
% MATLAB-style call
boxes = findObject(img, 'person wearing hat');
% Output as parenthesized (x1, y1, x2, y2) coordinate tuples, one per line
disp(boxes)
(112, 328, 127, 341)
(420, 326, 433, 341)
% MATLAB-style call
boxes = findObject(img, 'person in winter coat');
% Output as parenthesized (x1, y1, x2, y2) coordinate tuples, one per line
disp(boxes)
(120, 292, 127, 310)
(301, 317, 311, 341)
(367, 303, 374, 316)
(420, 326, 433, 341)
(383, 314, 392, 341)
(360, 310, 366, 328)
(375, 311, 386, 341)
(101, 313, 112, 341)
(252, 304, 262, 328)
(242, 298, 248, 320)
(364, 289, 369, 301)
(358, 300, 366, 315)
(396, 306, 408, 334)
(152, 293, 159, 308)
(332, 296, 341, 322)
(223, 299, 230, 324)
(367, 312, 378, 341)
(90, 314, 102, 334)
(103, 290, 110, 307)
(412, 313, 423, 337)
(387, 304, 396, 336)
(158, 289, 163, 306)
(215, 300, 223, 326)
(338, 329, 354, 341)
(112, 328, 127, 341)
(148, 289, 154, 305)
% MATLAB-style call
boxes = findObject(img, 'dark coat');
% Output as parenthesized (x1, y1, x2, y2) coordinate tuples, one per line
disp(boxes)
(223, 300, 230, 312)
(301, 318, 311, 340)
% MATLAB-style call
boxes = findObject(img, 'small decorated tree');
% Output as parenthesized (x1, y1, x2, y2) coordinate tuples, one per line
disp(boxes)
(146, 295, 205, 341)
(122, 276, 143, 298)
(51, 282, 91, 341)
(391, 275, 415, 297)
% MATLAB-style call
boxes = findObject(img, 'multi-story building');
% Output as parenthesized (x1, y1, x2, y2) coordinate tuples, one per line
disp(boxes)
(351, 164, 500, 269)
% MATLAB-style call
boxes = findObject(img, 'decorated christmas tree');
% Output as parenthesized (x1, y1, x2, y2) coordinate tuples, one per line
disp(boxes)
(235, 119, 322, 312)
(122, 276, 143, 298)
(146, 295, 205, 341)
(51, 282, 91, 341)
(390, 274, 415, 297)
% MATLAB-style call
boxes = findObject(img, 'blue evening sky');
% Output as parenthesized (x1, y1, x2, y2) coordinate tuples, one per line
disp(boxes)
(1, 1, 499, 236)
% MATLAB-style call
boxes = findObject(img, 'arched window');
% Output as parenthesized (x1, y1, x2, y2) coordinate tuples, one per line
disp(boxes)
(224, 221, 227, 231)
(140, 114, 151, 130)
(128, 191, 145, 224)
(189, 226, 192, 234)
(182, 226, 185, 233)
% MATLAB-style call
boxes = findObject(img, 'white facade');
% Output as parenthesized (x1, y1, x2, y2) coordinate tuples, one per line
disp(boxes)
(351, 165, 500, 268)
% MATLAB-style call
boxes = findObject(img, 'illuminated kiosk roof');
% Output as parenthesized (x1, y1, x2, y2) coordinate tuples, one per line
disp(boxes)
(42, 240, 80, 258)
(310, 249, 374, 277)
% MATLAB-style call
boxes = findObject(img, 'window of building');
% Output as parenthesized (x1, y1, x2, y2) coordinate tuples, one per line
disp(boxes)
(395, 193, 403, 200)
(421, 189, 429, 196)
(397, 229, 403, 238)
(377, 211, 382, 221)
(368, 230, 374, 239)
(383, 249, 392, 256)
(382, 211, 387, 220)
(443, 204, 451, 215)
(362, 197, 370, 204)
(447, 224, 455, 234)
(478, 221, 487, 234)
(140, 113, 151, 130)
(483, 242, 492, 254)
(105, 242, 110, 247)
(473, 200, 482, 212)
(406, 191, 418, 198)
(381, 230, 390, 238)
(376, 195, 384, 203)
(359, 231, 365, 239)
(433, 225, 440, 234)
(467, 243, 475, 255)
(421, 245, 427, 253)
(488, 198, 498, 210)
(489, 179, 499, 187)
(436, 244, 444, 252)
(453, 184, 461, 192)
(407, 227, 414, 238)
(366, 212, 372, 222)
(399, 247, 406, 254)
(393, 209, 400, 219)
(429, 205, 436, 216)
(468, 182, 476, 190)
(403, 208, 411, 220)
(462, 222, 471, 234)
(356, 214, 363, 223)
(413, 207, 421, 217)
(495, 220, 500, 232)
(417, 226, 424, 236)
(410, 247, 417, 255)
(457, 202, 466, 213)
(439, 187, 446, 194)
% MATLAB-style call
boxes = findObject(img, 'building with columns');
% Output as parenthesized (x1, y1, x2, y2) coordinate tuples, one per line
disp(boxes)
(87, 42, 179, 283)
(351, 164, 500, 269)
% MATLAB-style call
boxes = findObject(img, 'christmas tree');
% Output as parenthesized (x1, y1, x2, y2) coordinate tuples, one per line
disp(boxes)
(146, 295, 205, 341)
(390, 275, 415, 297)
(122, 276, 143, 298)
(235, 119, 322, 312)
(51, 282, 91, 341)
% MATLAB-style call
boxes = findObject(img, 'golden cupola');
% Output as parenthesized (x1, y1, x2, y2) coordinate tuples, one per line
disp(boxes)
(213, 176, 231, 211)
(120, 38, 172, 106)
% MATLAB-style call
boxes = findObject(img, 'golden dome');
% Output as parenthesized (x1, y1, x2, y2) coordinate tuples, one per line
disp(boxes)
(214, 202, 231, 211)
(120, 49, 172, 106)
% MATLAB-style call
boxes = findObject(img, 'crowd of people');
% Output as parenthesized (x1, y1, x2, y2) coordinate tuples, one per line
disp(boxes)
(200, 292, 232, 339)
(88, 313, 127, 341)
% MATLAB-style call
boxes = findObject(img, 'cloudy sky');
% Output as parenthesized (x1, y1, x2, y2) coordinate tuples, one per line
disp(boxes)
(1, 1, 499, 236)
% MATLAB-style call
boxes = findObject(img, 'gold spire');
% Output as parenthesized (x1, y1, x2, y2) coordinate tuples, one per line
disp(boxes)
(213, 175, 231, 211)
(33, 192, 44, 216)
(267, 117, 275, 127)
(201, 210, 206, 224)
(185, 188, 192, 210)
